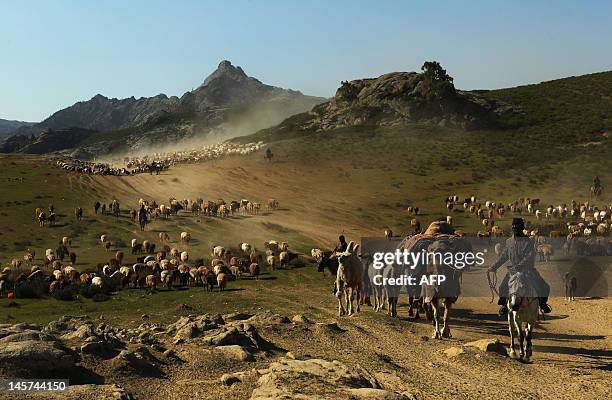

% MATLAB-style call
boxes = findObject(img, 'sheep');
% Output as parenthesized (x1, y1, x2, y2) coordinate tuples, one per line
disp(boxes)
(62, 236, 71, 246)
(180, 231, 191, 244)
(202, 270, 216, 292)
(180, 251, 189, 263)
(104, 241, 112, 252)
(279, 242, 289, 252)
(230, 265, 242, 280)
(170, 247, 180, 259)
(69, 252, 77, 264)
(446, 215, 453, 225)
(249, 263, 260, 279)
(92, 276, 104, 287)
(217, 273, 227, 291)
(115, 251, 124, 264)
(266, 254, 276, 271)
(145, 274, 157, 292)
(52, 269, 63, 281)
(159, 232, 170, 243)
(211, 245, 225, 258)
(311, 248, 324, 261)
(279, 251, 297, 268)
(491, 225, 504, 237)
(101, 235, 108, 244)
(143, 240, 151, 253)
(45, 248, 54, 258)
(264, 241, 279, 254)
(160, 269, 174, 289)
(536, 244, 554, 262)
(239, 242, 252, 254)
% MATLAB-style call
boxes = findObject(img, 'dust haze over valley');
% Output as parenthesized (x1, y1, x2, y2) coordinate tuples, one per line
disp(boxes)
(1, 4, 612, 400)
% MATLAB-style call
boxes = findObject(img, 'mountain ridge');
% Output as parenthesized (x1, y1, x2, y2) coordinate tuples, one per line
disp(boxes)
(4, 60, 325, 156)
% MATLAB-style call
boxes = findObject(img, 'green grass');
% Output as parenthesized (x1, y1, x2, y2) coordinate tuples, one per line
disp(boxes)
(0, 71, 611, 328)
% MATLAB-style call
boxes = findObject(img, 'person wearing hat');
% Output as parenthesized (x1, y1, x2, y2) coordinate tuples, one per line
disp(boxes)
(335, 234, 348, 253)
(488, 217, 552, 316)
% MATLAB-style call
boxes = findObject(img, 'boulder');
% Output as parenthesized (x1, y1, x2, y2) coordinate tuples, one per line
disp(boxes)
(250, 358, 375, 399)
(0, 339, 77, 377)
(291, 314, 312, 324)
(216, 345, 255, 362)
(464, 338, 508, 356)
(444, 347, 465, 358)
(220, 373, 242, 386)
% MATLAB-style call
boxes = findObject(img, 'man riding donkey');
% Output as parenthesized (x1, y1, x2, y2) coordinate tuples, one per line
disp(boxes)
(489, 218, 552, 316)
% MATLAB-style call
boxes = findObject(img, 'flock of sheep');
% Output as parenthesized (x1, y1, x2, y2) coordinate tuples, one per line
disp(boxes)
(0, 230, 299, 300)
(55, 141, 264, 176)
(403, 194, 612, 241)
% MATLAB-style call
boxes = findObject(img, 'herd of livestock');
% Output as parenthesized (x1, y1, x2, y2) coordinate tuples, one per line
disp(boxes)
(54, 141, 264, 175)
(2, 172, 611, 362)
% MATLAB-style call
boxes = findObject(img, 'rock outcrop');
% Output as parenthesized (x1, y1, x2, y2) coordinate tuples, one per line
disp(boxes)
(306, 71, 517, 131)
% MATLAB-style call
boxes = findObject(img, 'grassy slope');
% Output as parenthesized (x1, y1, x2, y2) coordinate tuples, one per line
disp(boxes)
(0, 72, 611, 327)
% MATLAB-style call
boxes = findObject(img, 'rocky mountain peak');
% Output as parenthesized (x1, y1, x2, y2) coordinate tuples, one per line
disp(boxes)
(200, 60, 258, 88)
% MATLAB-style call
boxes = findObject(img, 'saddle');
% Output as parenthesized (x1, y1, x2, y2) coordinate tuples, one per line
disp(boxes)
(508, 270, 537, 310)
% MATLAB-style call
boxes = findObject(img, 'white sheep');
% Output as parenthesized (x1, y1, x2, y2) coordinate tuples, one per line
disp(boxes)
(212, 245, 225, 258)
(240, 242, 251, 254)
(180, 251, 189, 263)
(311, 248, 324, 261)
(180, 231, 191, 244)
(92, 276, 103, 286)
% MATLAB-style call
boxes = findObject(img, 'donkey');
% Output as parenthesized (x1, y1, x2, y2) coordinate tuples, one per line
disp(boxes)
(507, 272, 539, 361)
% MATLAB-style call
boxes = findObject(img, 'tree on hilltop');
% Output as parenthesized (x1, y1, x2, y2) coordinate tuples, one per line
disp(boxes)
(421, 61, 456, 100)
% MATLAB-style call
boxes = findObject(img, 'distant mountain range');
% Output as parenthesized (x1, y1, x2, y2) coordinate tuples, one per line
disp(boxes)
(0, 119, 35, 139)
(2, 60, 326, 157)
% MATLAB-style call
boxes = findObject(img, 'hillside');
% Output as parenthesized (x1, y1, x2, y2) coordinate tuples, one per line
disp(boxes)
(0, 118, 34, 138)
(3, 61, 325, 157)
(0, 71, 610, 400)
(238, 69, 612, 148)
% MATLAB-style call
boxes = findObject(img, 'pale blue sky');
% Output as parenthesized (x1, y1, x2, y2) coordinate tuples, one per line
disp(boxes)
(1, 0, 611, 121)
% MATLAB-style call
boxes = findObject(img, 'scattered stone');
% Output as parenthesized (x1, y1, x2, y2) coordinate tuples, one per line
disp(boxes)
(291, 314, 312, 324)
(216, 345, 255, 362)
(251, 358, 375, 399)
(80, 340, 119, 358)
(347, 388, 414, 399)
(220, 373, 241, 386)
(224, 312, 254, 322)
(464, 338, 508, 356)
(444, 347, 465, 358)
(0, 339, 77, 377)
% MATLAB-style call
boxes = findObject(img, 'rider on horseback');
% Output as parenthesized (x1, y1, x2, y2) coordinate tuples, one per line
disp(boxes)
(489, 218, 552, 316)
(593, 175, 601, 191)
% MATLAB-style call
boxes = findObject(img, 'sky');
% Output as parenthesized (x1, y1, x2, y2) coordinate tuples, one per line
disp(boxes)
(1, 0, 611, 122)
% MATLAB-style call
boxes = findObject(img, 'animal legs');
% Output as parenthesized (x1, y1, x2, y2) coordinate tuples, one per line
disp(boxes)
(431, 299, 441, 339)
(441, 300, 452, 338)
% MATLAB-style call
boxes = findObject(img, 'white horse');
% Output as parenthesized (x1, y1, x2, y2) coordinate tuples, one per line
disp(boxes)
(335, 242, 363, 316)
(507, 272, 539, 362)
